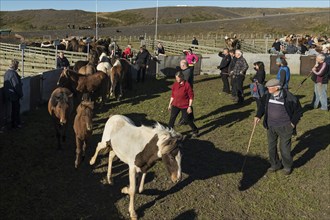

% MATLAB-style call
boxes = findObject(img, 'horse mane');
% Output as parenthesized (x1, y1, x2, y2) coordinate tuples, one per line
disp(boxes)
(66, 68, 87, 78)
(113, 59, 122, 67)
(80, 100, 94, 109)
(50, 88, 71, 107)
(76, 100, 94, 116)
(153, 123, 182, 155)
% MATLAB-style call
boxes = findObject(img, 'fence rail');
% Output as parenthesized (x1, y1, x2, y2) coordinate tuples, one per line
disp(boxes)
(145, 38, 268, 55)
(0, 43, 87, 84)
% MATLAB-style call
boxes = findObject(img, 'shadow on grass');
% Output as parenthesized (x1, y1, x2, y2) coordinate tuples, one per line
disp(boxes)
(137, 138, 268, 218)
(92, 77, 173, 115)
(292, 124, 329, 168)
(198, 109, 254, 136)
(194, 75, 219, 84)
(173, 209, 198, 220)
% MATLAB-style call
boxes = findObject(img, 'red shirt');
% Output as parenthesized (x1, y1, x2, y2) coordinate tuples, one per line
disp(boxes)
(171, 81, 194, 108)
(122, 47, 133, 58)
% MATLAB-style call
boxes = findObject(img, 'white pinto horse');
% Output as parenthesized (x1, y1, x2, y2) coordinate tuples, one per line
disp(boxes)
(90, 115, 183, 220)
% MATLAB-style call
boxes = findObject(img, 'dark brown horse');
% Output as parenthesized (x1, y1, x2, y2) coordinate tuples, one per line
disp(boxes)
(57, 68, 109, 106)
(77, 49, 99, 75)
(73, 99, 94, 168)
(110, 58, 132, 100)
(48, 87, 74, 149)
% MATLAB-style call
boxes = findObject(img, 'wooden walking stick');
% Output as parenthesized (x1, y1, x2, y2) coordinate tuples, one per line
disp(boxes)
(293, 71, 313, 94)
(241, 122, 257, 172)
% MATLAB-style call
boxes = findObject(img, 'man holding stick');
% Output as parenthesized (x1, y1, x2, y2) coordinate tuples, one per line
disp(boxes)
(254, 79, 303, 175)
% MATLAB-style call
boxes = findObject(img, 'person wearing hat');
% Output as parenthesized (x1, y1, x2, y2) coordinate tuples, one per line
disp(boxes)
(275, 56, 290, 89)
(3, 59, 23, 129)
(254, 78, 303, 175)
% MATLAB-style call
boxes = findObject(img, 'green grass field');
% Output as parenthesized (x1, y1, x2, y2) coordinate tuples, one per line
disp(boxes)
(0, 74, 329, 219)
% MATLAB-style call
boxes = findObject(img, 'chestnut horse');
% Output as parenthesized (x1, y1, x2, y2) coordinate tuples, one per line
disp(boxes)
(48, 87, 74, 149)
(57, 68, 109, 107)
(73, 99, 94, 168)
(90, 115, 182, 220)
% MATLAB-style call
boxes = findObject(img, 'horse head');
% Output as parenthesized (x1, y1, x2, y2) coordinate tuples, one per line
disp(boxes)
(77, 99, 94, 131)
(50, 89, 73, 125)
(156, 124, 183, 183)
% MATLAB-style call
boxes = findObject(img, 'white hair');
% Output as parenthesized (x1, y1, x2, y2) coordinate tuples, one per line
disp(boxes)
(317, 54, 325, 61)
(235, 50, 242, 56)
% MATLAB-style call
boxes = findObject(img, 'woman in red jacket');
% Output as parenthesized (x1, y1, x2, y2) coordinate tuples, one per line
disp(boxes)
(168, 71, 199, 137)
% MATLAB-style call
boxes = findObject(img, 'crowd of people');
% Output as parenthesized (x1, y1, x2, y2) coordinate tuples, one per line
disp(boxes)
(269, 35, 329, 55)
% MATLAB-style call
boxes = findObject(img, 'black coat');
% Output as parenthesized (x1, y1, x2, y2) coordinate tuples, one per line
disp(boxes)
(136, 49, 150, 67)
(56, 57, 70, 69)
(256, 89, 303, 129)
(218, 53, 231, 74)
(252, 70, 266, 84)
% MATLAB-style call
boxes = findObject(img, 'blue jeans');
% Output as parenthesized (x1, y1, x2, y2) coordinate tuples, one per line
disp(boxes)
(314, 83, 328, 110)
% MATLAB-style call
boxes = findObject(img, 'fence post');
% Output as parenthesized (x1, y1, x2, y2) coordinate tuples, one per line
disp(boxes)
(19, 43, 26, 78)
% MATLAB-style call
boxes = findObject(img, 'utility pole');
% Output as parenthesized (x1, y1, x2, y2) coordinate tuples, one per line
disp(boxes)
(96, 0, 98, 40)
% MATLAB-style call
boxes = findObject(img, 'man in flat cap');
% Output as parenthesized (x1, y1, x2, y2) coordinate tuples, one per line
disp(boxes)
(254, 78, 303, 175)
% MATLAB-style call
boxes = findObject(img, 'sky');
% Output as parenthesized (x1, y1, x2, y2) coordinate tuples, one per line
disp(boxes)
(1, 0, 329, 12)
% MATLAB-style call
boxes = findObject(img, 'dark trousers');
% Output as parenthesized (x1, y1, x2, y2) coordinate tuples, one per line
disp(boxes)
(254, 98, 262, 112)
(169, 106, 198, 132)
(221, 73, 230, 93)
(232, 75, 245, 102)
(11, 100, 21, 128)
(137, 66, 146, 82)
(267, 125, 293, 170)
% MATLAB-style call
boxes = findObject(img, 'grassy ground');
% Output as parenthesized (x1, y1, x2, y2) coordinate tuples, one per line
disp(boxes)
(0, 74, 329, 219)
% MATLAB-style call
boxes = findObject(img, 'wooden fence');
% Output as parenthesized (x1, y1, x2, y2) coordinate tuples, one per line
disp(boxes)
(145, 38, 266, 55)
(0, 43, 87, 85)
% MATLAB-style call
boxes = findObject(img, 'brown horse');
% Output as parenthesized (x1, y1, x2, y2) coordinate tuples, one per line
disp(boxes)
(48, 87, 74, 149)
(57, 68, 109, 106)
(78, 50, 98, 75)
(110, 58, 132, 100)
(73, 99, 94, 168)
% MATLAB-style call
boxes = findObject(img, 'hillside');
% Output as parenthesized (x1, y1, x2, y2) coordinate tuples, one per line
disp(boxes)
(0, 7, 329, 32)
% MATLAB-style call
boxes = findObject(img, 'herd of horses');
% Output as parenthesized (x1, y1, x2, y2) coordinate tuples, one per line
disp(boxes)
(46, 47, 181, 219)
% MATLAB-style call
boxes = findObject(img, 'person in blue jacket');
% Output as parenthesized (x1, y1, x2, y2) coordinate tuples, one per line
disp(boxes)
(275, 57, 290, 90)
